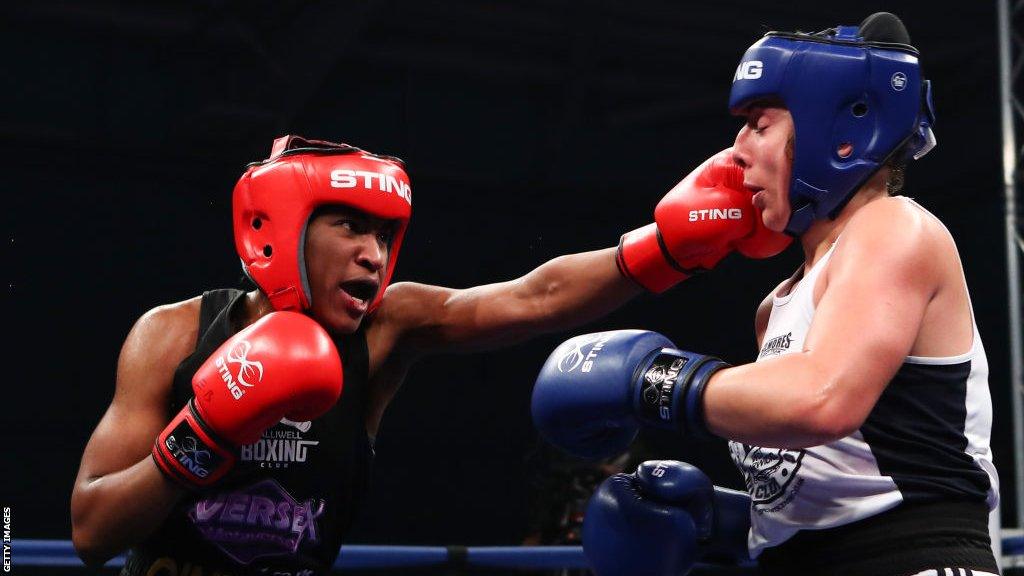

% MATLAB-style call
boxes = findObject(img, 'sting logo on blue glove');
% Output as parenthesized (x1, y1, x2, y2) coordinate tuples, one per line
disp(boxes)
(557, 333, 612, 373)
(640, 354, 690, 422)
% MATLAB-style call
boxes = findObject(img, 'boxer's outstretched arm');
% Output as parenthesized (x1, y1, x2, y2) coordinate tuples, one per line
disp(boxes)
(71, 302, 197, 567)
(373, 149, 789, 359)
(703, 199, 944, 448)
(379, 247, 640, 355)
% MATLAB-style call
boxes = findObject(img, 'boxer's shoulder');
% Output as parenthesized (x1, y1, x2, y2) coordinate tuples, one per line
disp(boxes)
(363, 281, 440, 369)
(118, 295, 203, 388)
(846, 196, 950, 248)
(833, 196, 950, 274)
(374, 281, 447, 323)
(135, 295, 202, 346)
(369, 281, 456, 343)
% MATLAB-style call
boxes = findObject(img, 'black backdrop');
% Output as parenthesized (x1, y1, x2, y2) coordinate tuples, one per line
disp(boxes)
(4, 0, 1018, 553)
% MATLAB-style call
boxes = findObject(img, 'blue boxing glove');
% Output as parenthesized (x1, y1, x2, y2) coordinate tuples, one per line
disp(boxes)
(531, 330, 727, 459)
(583, 461, 751, 576)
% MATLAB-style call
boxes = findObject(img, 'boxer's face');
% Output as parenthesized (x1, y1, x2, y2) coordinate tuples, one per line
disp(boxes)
(303, 205, 394, 334)
(732, 105, 794, 232)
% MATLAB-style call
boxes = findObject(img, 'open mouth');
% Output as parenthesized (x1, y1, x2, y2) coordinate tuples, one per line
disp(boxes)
(339, 278, 380, 307)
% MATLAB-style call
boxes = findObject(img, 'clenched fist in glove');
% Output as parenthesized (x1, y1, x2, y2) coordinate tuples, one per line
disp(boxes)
(531, 330, 727, 459)
(583, 461, 751, 576)
(617, 149, 791, 292)
(153, 311, 343, 488)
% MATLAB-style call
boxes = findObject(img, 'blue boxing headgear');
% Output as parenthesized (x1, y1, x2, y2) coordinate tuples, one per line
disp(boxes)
(728, 12, 937, 236)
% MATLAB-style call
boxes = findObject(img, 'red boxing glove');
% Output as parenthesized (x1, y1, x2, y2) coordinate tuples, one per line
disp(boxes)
(617, 149, 791, 292)
(153, 311, 343, 488)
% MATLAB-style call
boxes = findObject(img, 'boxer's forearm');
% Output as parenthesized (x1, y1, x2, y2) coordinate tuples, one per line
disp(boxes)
(701, 352, 871, 448)
(515, 247, 643, 332)
(424, 247, 642, 352)
(71, 457, 185, 567)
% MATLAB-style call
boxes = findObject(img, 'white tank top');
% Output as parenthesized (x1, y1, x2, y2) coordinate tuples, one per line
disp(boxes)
(728, 239, 998, 557)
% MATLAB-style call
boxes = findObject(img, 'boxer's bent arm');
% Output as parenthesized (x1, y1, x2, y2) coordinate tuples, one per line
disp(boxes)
(702, 199, 940, 447)
(380, 247, 641, 355)
(71, 301, 198, 566)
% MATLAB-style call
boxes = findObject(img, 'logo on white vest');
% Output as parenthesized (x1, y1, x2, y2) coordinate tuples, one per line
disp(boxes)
(730, 443, 804, 513)
(758, 332, 793, 359)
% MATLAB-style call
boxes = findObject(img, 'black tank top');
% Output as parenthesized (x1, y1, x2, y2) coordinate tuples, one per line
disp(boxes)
(122, 289, 374, 576)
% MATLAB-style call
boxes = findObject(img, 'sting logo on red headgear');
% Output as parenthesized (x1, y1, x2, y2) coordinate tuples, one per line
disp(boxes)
(233, 135, 412, 313)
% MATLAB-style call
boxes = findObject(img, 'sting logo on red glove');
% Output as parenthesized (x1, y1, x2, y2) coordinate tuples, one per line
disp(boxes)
(688, 208, 743, 222)
(162, 421, 228, 480)
(215, 340, 265, 399)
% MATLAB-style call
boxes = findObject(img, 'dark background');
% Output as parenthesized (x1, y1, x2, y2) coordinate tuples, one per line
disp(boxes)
(4, 0, 1019, 559)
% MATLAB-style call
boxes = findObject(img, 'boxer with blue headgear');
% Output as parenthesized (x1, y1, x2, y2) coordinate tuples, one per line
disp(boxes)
(729, 11, 937, 236)
(534, 12, 1000, 576)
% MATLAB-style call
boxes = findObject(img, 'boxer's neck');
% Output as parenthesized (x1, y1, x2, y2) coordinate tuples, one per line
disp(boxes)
(799, 171, 889, 270)
(244, 289, 276, 326)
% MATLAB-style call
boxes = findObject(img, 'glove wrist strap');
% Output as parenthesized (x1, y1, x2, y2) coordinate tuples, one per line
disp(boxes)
(617, 225, 693, 293)
(633, 349, 728, 438)
(153, 399, 237, 489)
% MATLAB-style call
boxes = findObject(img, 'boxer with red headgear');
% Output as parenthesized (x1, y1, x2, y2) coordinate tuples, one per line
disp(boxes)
(233, 136, 411, 314)
(71, 133, 787, 575)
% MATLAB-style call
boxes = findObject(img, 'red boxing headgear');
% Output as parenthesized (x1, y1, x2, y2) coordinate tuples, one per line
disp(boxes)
(233, 135, 412, 312)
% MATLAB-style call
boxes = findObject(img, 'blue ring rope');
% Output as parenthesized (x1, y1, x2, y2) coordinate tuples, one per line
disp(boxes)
(8, 536, 1024, 569)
